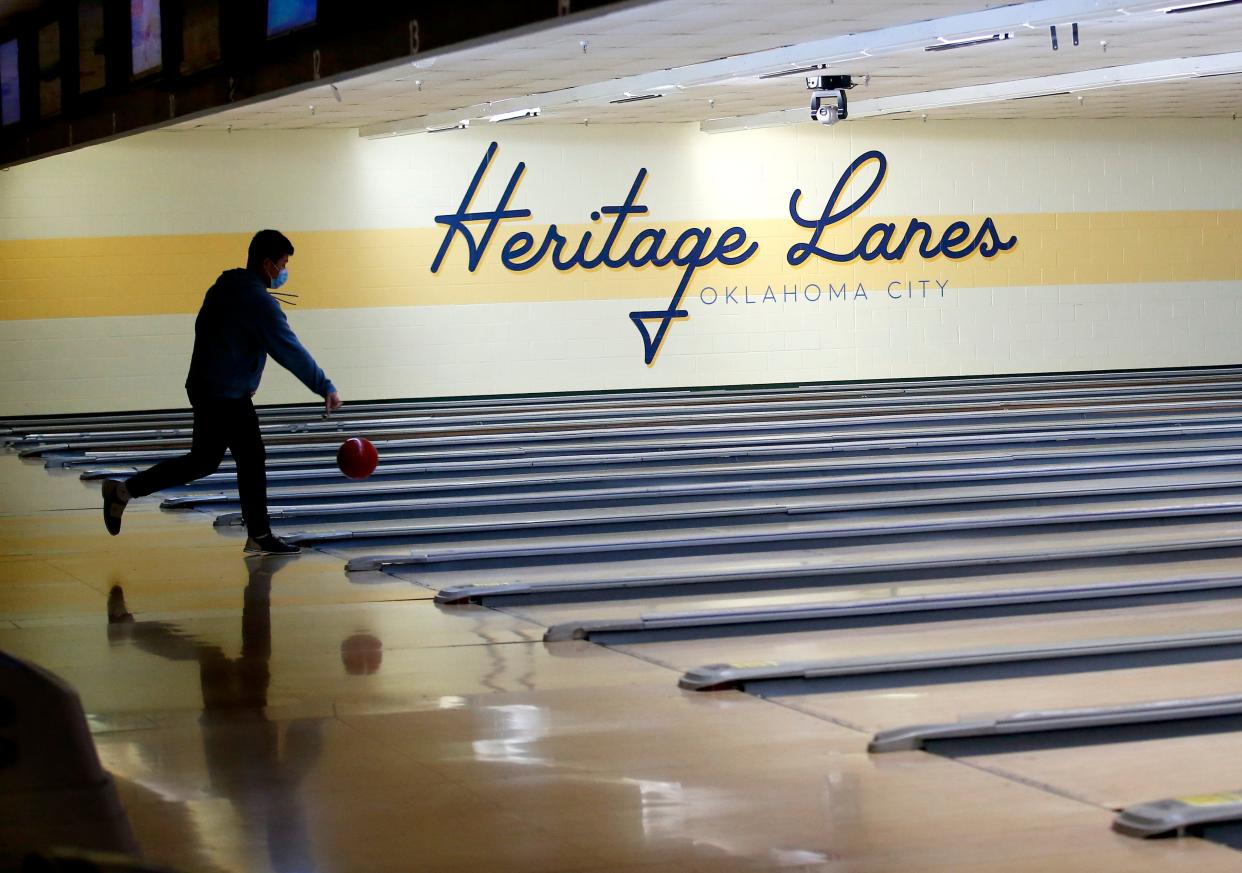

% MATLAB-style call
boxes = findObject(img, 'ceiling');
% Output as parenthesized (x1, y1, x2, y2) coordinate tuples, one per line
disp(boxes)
(163, 0, 1242, 134)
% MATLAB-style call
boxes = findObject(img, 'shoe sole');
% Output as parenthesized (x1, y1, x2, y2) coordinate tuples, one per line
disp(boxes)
(102, 481, 126, 536)
(244, 545, 302, 555)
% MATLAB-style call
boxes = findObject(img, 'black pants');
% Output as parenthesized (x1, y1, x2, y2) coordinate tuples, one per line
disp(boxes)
(126, 395, 270, 538)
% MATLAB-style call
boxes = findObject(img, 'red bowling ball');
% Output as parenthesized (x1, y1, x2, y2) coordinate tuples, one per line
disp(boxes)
(337, 437, 378, 480)
(340, 633, 384, 675)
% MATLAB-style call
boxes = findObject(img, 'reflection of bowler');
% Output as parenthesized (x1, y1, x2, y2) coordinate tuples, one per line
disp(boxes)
(108, 556, 321, 873)
(102, 230, 342, 555)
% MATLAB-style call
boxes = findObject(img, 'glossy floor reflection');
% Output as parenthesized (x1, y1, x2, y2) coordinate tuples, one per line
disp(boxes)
(3, 457, 1241, 872)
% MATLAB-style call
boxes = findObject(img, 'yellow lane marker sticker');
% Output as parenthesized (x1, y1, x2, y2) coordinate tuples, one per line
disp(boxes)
(728, 661, 780, 669)
(1178, 792, 1242, 807)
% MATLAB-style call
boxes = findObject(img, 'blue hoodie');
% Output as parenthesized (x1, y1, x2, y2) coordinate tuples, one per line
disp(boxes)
(185, 268, 335, 401)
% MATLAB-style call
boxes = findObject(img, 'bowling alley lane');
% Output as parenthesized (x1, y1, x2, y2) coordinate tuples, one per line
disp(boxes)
(601, 596, 1242, 683)
(101, 432, 1242, 489)
(943, 727, 1242, 812)
(757, 648, 1242, 738)
(241, 466, 1242, 538)
(373, 518, 1242, 602)
(500, 549, 1242, 634)
(303, 491, 1242, 567)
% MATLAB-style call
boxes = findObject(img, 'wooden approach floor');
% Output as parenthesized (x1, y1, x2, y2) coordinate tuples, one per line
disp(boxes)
(3, 455, 1241, 873)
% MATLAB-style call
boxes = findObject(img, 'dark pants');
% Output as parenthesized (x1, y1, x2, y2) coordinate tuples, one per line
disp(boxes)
(126, 395, 270, 538)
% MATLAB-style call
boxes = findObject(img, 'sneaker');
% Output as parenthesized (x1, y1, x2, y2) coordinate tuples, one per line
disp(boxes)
(102, 479, 130, 536)
(244, 533, 302, 555)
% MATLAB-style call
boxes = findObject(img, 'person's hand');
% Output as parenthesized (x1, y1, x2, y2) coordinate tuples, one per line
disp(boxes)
(325, 391, 342, 416)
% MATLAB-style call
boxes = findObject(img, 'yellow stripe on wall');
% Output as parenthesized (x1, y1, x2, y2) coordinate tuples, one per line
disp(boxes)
(1, 211, 1240, 320)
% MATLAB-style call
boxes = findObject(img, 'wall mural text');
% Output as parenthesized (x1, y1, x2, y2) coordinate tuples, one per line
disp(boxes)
(432, 143, 1017, 365)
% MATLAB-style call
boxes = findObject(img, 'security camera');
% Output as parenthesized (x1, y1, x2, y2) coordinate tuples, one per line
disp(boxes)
(811, 93, 845, 125)
(806, 74, 854, 126)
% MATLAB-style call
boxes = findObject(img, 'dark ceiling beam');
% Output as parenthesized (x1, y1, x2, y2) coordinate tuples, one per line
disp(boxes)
(1, 0, 637, 168)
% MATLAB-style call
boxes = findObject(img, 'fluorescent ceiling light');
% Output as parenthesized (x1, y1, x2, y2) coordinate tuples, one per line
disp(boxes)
(610, 93, 663, 104)
(759, 64, 829, 79)
(488, 108, 540, 123)
(1013, 90, 1071, 99)
(700, 51, 1242, 133)
(426, 120, 469, 133)
(1163, 0, 1242, 12)
(925, 33, 1013, 52)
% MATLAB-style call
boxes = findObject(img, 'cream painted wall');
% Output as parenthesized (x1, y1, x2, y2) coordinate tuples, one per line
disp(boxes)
(1, 118, 1240, 414)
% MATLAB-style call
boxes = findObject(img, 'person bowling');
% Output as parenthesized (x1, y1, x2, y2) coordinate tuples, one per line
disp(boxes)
(102, 230, 342, 555)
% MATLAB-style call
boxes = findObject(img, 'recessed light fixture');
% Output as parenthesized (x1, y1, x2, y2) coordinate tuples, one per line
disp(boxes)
(925, 32, 1013, 52)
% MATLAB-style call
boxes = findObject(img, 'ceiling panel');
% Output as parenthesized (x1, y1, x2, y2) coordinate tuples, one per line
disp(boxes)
(166, 1, 1242, 133)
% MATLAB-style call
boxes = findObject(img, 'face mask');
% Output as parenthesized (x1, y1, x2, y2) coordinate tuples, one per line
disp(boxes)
(271, 268, 289, 290)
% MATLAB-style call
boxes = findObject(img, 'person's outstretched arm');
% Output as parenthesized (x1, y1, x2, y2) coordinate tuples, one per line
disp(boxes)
(251, 292, 340, 412)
